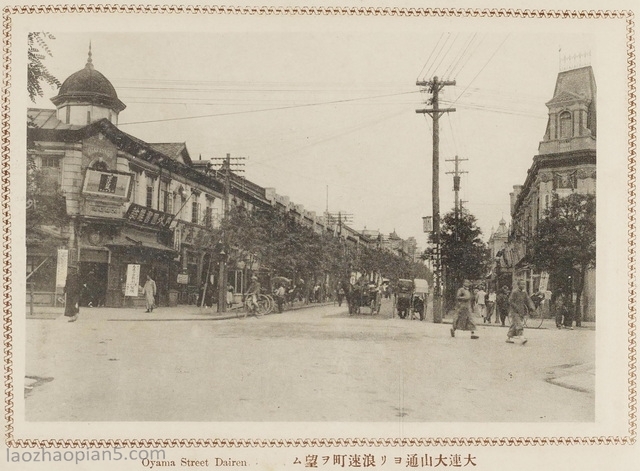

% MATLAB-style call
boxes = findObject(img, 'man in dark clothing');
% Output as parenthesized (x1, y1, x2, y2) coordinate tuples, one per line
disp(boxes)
(496, 285, 510, 326)
(507, 280, 536, 344)
(64, 266, 80, 323)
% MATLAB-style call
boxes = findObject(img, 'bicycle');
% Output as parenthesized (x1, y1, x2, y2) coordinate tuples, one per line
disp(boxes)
(523, 305, 544, 329)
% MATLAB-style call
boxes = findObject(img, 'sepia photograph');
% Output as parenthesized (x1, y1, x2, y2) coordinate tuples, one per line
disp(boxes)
(2, 1, 637, 470)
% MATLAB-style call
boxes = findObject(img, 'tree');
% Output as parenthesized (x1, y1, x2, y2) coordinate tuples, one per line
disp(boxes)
(28, 32, 61, 103)
(530, 193, 596, 326)
(428, 208, 490, 309)
(26, 156, 70, 244)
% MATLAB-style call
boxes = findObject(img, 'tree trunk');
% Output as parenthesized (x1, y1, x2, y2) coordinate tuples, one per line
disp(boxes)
(574, 265, 587, 327)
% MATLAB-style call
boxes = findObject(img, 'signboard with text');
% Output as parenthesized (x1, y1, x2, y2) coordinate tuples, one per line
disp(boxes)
(125, 264, 141, 297)
(82, 169, 132, 199)
(125, 203, 175, 230)
(55, 249, 68, 288)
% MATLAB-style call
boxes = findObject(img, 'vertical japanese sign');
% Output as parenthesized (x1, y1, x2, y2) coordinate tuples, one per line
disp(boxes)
(539, 271, 550, 292)
(125, 264, 141, 297)
(55, 249, 69, 288)
(422, 216, 433, 233)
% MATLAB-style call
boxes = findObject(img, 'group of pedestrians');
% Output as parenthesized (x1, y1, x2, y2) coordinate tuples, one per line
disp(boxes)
(450, 278, 544, 345)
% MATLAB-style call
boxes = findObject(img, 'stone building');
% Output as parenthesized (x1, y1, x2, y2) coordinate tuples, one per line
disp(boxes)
(505, 64, 596, 320)
(26, 48, 383, 308)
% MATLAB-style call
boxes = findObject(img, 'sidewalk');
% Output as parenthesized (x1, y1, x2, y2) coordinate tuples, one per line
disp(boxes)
(24, 300, 336, 321)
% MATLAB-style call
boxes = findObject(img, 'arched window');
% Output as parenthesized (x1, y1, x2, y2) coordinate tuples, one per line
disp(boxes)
(559, 111, 572, 139)
(91, 158, 108, 171)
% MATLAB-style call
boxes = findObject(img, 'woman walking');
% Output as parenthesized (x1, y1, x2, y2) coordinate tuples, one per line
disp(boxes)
(450, 279, 479, 339)
(143, 274, 157, 313)
(64, 265, 80, 323)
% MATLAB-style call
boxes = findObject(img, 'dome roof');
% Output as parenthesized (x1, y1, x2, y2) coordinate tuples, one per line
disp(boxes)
(51, 48, 126, 112)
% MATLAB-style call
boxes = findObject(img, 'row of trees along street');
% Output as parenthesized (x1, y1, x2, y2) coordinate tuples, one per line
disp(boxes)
(199, 206, 432, 294)
(425, 208, 490, 312)
(428, 193, 595, 325)
(530, 193, 596, 327)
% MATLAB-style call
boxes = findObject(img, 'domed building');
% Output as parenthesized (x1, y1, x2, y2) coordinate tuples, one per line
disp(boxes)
(50, 46, 126, 126)
(26, 48, 234, 309)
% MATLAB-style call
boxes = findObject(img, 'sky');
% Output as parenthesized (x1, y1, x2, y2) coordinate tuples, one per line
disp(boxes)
(31, 26, 595, 249)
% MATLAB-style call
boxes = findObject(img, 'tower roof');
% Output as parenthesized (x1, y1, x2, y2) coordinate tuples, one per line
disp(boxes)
(51, 45, 126, 112)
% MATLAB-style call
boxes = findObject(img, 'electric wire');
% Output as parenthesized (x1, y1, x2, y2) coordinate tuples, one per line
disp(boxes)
(119, 90, 420, 126)
(416, 33, 446, 81)
(452, 34, 510, 105)
(422, 32, 451, 82)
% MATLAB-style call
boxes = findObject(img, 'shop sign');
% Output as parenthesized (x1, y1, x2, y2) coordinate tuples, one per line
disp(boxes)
(83, 200, 124, 219)
(125, 264, 141, 297)
(177, 273, 189, 284)
(539, 271, 550, 292)
(422, 216, 432, 233)
(125, 203, 175, 229)
(83, 169, 132, 199)
(55, 249, 68, 288)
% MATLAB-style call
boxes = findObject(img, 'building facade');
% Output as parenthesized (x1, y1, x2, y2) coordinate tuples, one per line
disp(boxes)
(26, 49, 390, 308)
(504, 65, 596, 320)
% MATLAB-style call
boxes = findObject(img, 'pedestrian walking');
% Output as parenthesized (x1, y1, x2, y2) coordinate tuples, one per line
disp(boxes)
(506, 279, 536, 344)
(226, 283, 235, 309)
(142, 274, 157, 313)
(496, 285, 510, 326)
(64, 265, 80, 323)
(450, 279, 479, 339)
(274, 284, 286, 313)
(554, 291, 567, 329)
(337, 285, 345, 307)
(244, 275, 261, 317)
(486, 288, 496, 323)
(476, 286, 487, 322)
(563, 294, 575, 329)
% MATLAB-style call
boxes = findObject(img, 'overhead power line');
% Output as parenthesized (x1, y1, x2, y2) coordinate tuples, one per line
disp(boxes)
(119, 90, 419, 126)
(451, 34, 510, 105)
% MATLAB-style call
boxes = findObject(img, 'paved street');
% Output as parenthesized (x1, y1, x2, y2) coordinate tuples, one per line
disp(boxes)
(25, 299, 594, 422)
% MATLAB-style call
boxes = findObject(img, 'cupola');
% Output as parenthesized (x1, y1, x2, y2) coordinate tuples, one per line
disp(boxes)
(50, 44, 126, 126)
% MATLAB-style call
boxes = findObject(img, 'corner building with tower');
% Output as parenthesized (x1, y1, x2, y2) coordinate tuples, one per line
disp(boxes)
(26, 49, 409, 309)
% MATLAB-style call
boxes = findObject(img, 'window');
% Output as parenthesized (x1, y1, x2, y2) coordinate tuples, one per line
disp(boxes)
(87, 110, 91, 124)
(41, 156, 60, 168)
(65, 107, 70, 124)
(205, 206, 213, 228)
(167, 193, 174, 214)
(146, 176, 154, 208)
(545, 194, 550, 211)
(559, 111, 572, 139)
(191, 201, 200, 224)
(160, 181, 170, 213)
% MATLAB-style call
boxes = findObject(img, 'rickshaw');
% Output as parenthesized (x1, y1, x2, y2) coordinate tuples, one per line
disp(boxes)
(410, 278, 429, 321)
(395, 279, 414, 319)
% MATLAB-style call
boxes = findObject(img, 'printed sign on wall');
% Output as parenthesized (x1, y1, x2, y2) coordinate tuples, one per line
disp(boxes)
(125, 264, 141, 297)
(55, 249, 68, 288)
(83, 169, 132, 199)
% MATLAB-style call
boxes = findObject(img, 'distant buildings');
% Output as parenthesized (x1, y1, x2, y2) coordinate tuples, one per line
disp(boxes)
(502, 64, 596, 320)
(27, 48, 417, 308)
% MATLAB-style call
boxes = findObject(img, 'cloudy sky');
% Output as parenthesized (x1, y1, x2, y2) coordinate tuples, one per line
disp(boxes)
(31, 22, 595, 248)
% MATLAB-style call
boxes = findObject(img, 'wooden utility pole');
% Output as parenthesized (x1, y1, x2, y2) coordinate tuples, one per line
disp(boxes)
(217, 153, 231, 313)
(445, 155, 468, 218)
(416, 76, 456, 323)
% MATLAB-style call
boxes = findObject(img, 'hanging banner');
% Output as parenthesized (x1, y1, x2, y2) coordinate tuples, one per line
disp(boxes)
(422, 216, 433, 233)
(55, 249, 69, 288)
(125, 264, 141, 297)
(539, 271, 550, 292)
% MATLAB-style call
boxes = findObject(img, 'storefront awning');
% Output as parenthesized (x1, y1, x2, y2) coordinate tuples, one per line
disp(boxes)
(106, 228, 176, 253)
